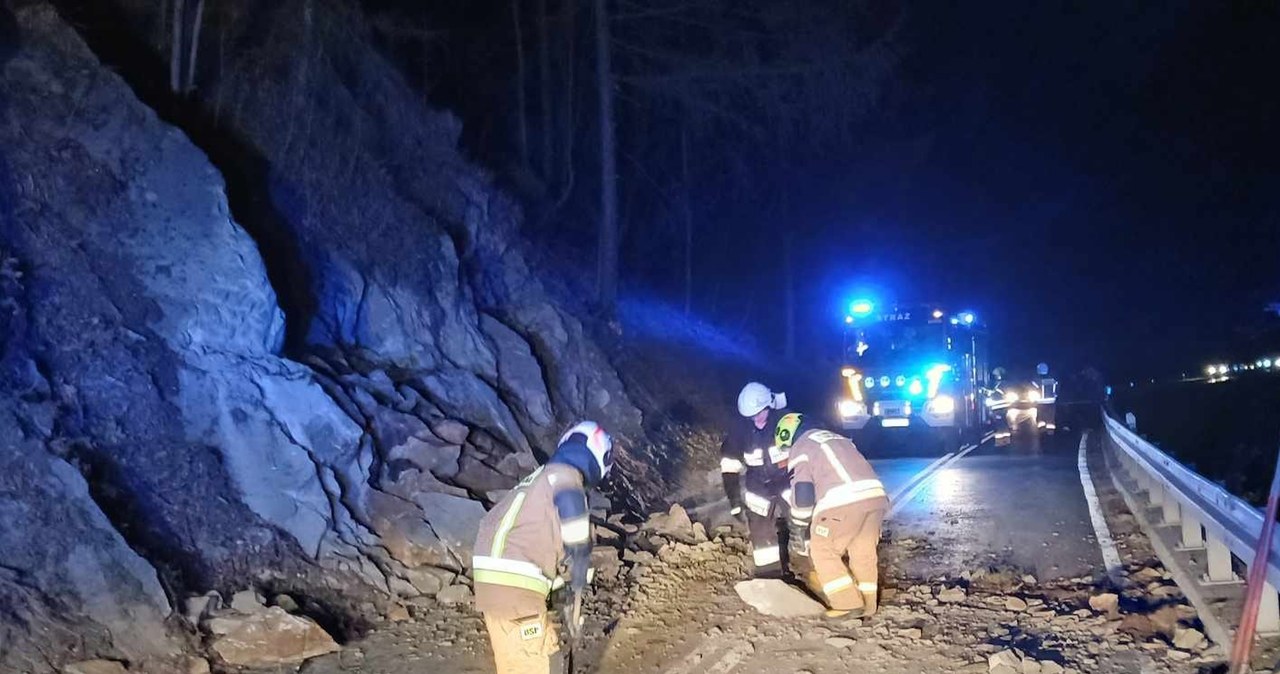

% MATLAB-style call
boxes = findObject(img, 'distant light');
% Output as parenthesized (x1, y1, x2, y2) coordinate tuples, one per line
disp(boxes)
(932, 309, 944, 319)
(961, 312, 976, 325)
(949, 317, 960, 325)
(908, 379, 924, 395)
(879, 376, 891, 387)
(864, 376, 876, 388)
(1205, 365, 1217, 376)
(895, 375, 907, 387)
(1266, 359, 1274, 368)
(845, 315, 854, 324)
(841, 367, 856, 378)
(850, 299, 875, 317)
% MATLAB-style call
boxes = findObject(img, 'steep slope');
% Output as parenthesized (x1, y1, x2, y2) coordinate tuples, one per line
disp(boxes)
(0, 1, 683, 670)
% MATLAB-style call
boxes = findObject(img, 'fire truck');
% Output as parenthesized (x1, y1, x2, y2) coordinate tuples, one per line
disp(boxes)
(834, 300, 991, 453)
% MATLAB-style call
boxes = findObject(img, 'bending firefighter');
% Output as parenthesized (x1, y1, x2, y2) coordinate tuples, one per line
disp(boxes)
(776, 413, 888, 617)
(472, 421, 614, 674)
(720, 382, 796, 578)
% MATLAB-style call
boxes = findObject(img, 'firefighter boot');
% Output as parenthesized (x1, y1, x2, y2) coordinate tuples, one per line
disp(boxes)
(859, 586, 878, 617)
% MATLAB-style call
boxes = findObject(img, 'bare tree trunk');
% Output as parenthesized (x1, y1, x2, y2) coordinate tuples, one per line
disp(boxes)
(537, 0, 554, 180)
(556, 0, 577, 202)
(158, 0, 169, 52)
(169, 0, 184, 93)
(594, 0, 618, 311)
(681, 125, 693, 315)
(513, 0, 530, 168)
(183, 0, 205, 95)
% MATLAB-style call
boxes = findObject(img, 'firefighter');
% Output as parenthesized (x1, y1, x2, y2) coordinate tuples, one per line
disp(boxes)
(776, 412, 889, 617)
(472, 421, 614, 674)
(720, 382, 794, 578)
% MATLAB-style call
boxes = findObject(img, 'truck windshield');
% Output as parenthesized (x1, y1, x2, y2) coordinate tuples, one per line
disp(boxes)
(849, 322, 948, 366)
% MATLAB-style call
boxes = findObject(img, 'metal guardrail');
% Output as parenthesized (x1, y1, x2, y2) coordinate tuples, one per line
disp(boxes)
(1103, 412, 1280, 633)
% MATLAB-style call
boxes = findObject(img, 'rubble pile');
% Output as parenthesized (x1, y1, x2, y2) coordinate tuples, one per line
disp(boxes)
(585, 504, 752, 625)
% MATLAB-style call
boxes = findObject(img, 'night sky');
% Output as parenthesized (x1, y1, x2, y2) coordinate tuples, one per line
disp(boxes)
(374, 1, 1279, 382)
(795, 1, 1279, 380)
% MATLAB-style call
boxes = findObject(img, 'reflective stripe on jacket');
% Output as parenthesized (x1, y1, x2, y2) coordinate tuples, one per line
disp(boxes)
(472, 464, 585, 611)
(788, 429, 887, 517)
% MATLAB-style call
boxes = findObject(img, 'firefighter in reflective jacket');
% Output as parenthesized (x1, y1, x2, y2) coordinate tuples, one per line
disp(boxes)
(473, 421, 614, 674)
(776, 413, 889, 617)
(720, 382, 794, 578)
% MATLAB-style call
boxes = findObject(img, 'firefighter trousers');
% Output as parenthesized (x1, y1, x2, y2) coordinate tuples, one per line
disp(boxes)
(746, 509, 785, 578)
(810, 503, 885, 613)
(747, 505, 813, 579)
(483, 607, 560, 674)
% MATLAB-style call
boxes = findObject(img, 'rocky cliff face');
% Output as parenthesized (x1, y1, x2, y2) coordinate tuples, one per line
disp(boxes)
(0, 2, 676, 670)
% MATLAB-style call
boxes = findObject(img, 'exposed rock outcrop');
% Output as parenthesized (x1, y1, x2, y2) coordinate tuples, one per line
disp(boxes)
(1, 1, 683, 669)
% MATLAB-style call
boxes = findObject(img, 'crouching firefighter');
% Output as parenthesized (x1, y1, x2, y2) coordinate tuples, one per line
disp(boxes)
(473, 421, 614, 674)
(776, 413, 888, 617)
(721, 382, 795, 578)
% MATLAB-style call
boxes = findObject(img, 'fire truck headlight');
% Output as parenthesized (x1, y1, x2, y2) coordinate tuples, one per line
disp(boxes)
(927, 395, 956, 415)
(880, 376, 891, 387)
(895, 375, 906, 387)
(1026, 389, 1041, 402)
(864, 376, 875, 388)
(1004, 391, 1019, 403)
(837, 400, 865, 418)
(908, 379, 924, 396)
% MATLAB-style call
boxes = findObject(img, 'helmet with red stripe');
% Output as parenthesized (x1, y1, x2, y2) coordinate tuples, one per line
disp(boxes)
(555, 421, 614, 485)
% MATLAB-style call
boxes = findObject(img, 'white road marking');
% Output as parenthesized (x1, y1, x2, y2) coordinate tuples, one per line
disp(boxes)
(705, 644, 750, 674)
(889, 452, 956, 503)
(660, 639, 711, 674)
(661, 640, 749, 674)
(887, 437, 987, 518)
(1077, 430, 1124, 579)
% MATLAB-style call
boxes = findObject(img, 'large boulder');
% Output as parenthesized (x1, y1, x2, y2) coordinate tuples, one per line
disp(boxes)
(205, 607, 340, 667)
(0, 0, 677, 668)
(0, 400, 181, 671)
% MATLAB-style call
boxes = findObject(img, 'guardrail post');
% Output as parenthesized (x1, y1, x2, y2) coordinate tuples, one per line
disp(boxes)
(1205, 535, 1237, 584)
(1259, 582, 1280, 636)
(1149, 480, 1164, 507)
(1161, 495, 1181, 525)
(1180, 513, 1205, 550)
(1136, 470, 1151, 496)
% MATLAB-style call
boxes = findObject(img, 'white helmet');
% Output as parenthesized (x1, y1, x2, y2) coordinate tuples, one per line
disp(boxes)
(737, 382, 786, 417)
(559, 420, 614, 478)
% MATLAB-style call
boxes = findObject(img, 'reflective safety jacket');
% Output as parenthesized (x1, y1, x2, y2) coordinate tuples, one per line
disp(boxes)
(720, 408, 792, 516)
(787, 428, 888, 521)
(473, 464, 590, 613)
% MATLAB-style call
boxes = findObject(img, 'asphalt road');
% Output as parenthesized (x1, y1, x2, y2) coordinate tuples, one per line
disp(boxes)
(884, 427, 1104, 581)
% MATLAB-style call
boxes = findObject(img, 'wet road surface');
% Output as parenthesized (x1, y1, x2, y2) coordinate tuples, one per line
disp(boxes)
(886, 427, 1104, 581)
